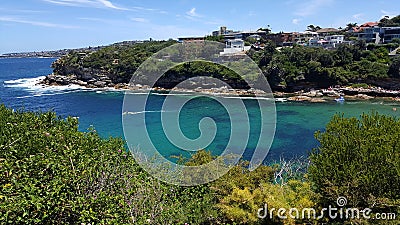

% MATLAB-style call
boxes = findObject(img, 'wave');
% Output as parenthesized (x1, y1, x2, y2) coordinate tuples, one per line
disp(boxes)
(222, 96, 274, 101)
(4, 76, 91, 92)
(3, 76, 127, 97)
(122, 110, 172, 115)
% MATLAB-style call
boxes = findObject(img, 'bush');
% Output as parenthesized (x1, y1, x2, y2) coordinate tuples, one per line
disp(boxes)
(0, 105, 217, 224)
(309, 112, 400, 223)
(351, 83, 370, 89)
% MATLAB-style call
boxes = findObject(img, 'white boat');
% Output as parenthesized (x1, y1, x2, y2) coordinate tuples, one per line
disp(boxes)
(275, 98, 287, 102)
(335, 96, 345, 102)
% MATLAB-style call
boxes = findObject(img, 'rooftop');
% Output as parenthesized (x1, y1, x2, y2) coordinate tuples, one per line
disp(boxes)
(316, 28, 340, 33)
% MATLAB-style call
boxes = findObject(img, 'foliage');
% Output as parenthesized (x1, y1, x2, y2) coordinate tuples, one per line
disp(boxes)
(52, 40, 177, 83)
(0, 105, 317, 224)
(252, 43, 393, 90)
(307, 25, 321, 32)
(208, 160, 316, 225)
(213, 163, 316, 225)
(379, 15, 400, 27)
(205, 35, 225, 43)
(0, 105, 217, 224)
(53, 37, 400, 92)
(160, 61, 249, 89)
(350, 83, 370, 89)
(389, 56, 400, 78)
(309, 112, 400, 223)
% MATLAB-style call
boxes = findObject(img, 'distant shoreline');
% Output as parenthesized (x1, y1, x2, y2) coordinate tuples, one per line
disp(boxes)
(37, 74, 400, 103)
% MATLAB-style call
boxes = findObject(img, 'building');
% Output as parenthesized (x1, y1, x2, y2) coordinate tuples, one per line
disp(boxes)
(212, 26, 236, 36)
(293, 31, 319, 45)
(177, 37, 205, 43)
(220, 39, 251, 56)
(350, 22, 379, 33)
(316, 28, 341, 36)
(382, 27, 400, 43)
(266, 32, 296, 46)
(309, 35, 346, 48)
(357, 27, 400, 44)
(357, 27, 382, 44)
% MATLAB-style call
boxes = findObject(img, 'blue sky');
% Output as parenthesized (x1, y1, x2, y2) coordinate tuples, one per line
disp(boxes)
(0, 0, 399, 53)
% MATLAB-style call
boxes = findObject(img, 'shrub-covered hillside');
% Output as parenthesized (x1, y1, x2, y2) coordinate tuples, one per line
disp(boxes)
(50, 39, 400, 91)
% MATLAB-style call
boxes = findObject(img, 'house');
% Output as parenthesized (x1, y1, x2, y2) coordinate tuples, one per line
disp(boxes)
(177, 37, 205, 43)
(265, 32, 296, 46)
(309, 35, 346, 48)
(357, 27, 400, 44)
(220, 39, 251, 56)
(293, 31, 319, 45)
(350, 22, 379, 33)
(382, 27, 400, 43)
(316, 28, 341, 36)
(357, 27, 382, 44)
(212, 26, 236, 36)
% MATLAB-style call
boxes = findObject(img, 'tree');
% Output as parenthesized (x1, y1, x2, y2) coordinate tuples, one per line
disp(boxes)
(258, 25, 271, 34)
(307, 24, 321, 32)
(309, 113, 400, 212)
(0, 105, 218, 224)
(379, 15, 400, 27)
(345, 22, 358, 31)
(389, 56, 400, 77)
(205, 35, 225, 43)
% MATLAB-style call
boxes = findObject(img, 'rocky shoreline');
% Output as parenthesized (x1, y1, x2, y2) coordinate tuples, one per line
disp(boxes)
(40, 74, 400, 102)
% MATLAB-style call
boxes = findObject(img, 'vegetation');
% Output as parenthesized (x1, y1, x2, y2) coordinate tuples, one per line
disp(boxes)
(309, 112, 400, 224)
(52, 40, 177, 83)
(247, 40, 400, 90)
(379, 15, 400, 27)
(1, 105, 399, 224)
(53, 37, 400, 92)
(0, 105, 216, 224)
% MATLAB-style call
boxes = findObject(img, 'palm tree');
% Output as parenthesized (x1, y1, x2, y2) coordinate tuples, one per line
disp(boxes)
(345, 23, 358, 31)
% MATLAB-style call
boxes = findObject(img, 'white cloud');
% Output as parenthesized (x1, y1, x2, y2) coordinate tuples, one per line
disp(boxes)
(292, 18, 301, 25)
(131, 17, 149, 23)
(294, 0, 334, 17)
(42, 0, 129, 11)
(0, 8, 47, 13)
(0, 16, 79, 29)
(186, 8, 200, 17)
(352, 13, 363, 20)
(131, 6, 167, 14)
(381, 9, 398, 19)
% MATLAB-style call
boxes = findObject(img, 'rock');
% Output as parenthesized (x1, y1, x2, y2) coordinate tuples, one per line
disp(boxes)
(93, 81, 107, 88)
(310, 98, 326, 103)
(288, 96, 312, 102)
(356, 94, 374, 100)
(306, 91, 317, 97)
(73, 80, 87, 86)
(114, 83, 128, 89)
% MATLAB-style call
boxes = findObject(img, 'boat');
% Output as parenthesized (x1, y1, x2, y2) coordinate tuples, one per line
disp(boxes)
(275, 98, 288, 102)
(335, 96, 345, 102)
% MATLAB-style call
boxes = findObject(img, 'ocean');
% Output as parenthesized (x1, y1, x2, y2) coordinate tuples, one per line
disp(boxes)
(1, 57, 399, 162)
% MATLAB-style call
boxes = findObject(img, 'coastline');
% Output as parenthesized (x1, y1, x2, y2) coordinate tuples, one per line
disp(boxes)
(37, 74, 400, 103)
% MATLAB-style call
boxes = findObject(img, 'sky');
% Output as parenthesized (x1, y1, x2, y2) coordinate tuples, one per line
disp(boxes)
(0, 0, 399, 53)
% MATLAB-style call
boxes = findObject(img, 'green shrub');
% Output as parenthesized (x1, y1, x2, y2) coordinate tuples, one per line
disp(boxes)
(0, 105, 217, 224)
(309, 112, 400, 224)
(351, 83, 370, 89)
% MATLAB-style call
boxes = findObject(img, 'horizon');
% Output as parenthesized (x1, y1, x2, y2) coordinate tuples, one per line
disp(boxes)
(1, 0, 399, 54)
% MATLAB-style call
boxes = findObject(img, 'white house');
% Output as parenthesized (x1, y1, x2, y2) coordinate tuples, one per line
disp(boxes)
(220, 39, 251, 56)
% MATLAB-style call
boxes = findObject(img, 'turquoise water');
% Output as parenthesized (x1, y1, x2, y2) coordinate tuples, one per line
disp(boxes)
(2, 58, 400, 162)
